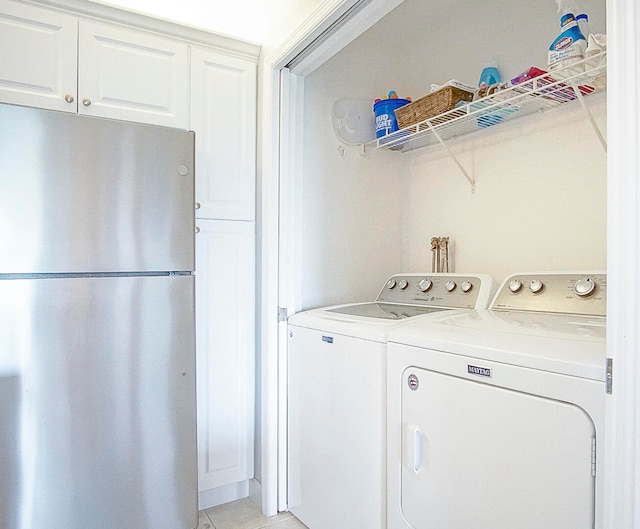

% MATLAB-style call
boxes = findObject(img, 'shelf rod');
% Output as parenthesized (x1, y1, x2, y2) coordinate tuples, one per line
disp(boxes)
(570, 80, 607, 152)
(426, 121, 476, 193)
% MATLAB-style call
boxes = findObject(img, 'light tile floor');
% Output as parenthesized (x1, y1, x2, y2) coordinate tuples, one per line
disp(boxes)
(198, 498, 309, 529)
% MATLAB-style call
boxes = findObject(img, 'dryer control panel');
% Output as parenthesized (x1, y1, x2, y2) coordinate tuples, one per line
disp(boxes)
(376, 273, 493, 310)
(491, 272, 607, 316)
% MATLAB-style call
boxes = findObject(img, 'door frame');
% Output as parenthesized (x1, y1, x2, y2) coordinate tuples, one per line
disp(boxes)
(259, 0, 405, 515)
(603, 1, 640, 527)
(259, 0, 640, 525)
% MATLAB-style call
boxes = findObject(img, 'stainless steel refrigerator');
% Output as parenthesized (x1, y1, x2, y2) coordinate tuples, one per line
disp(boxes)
(0, 103, 198, 529)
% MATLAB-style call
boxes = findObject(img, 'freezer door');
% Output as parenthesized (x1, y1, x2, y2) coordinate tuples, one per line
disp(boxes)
(0, 103, 194, 273)
(0, 275, 197, 529)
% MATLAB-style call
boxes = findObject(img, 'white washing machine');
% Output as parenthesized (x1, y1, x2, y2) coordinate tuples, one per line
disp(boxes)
(287, 273, 494, 529)
(386, 272, 607, 529)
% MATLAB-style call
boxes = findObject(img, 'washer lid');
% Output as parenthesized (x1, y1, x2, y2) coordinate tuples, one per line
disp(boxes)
(327, 302, 449, 320)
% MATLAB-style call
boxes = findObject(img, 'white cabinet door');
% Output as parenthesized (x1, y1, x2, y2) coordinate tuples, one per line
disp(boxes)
(191, 48, 257, 220)
(195, 219, 255, 492)
(78, 20, 188, 128)
(0, 0, 77, 112)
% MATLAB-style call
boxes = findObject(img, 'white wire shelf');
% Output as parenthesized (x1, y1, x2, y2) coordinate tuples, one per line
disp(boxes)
(369, 53, 607, 157)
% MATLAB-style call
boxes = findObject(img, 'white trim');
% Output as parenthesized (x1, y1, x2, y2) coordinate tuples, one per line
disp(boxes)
(604, 0, 640, 527)
(276, 68, 306, 512)
(276, 67, 292, 513)
(275, 69, 305, 320)
(259, 61, 282, 517)
(198, 480, 250, 511)
(287, 0, 404, 76)
(263, 0, 361, 70)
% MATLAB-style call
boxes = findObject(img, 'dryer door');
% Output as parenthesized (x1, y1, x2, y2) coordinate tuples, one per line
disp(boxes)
(401, 367, 596, 529)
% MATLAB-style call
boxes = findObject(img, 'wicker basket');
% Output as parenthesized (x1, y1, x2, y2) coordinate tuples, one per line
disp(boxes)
(394, 86, 474, 129)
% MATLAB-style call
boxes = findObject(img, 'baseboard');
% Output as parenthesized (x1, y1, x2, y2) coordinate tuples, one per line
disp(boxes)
(198, 480, 250, 511)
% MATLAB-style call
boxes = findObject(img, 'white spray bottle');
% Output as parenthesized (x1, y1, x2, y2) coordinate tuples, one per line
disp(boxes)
(548, 0, 587, 75)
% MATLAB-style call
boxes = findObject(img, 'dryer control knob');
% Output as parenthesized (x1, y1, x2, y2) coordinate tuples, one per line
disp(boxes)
(398, 279, 409, 290)
(418, 278, 433, 292)
(509, 279, 523, 293)
(386, 279, 397, 289)
(461, 281, 473, 293)
(574, 277, 597, 297)
(529, 279, 544, 294)
(445, 280, 457, 292)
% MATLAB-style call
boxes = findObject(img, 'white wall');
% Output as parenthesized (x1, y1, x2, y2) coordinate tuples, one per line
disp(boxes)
(300, 94, 404, 307)
(402, 97, 607, 283)
(301, 0, 607, 307)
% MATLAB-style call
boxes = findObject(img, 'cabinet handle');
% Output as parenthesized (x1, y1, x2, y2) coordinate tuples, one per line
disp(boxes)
(82, 98, 92, 107)
(64, 94, 75, 103)
(195, 202, 201, 210)
(195, 226, 200, 234)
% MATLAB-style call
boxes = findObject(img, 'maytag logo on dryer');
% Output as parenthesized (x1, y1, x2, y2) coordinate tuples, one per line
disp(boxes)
(467, 364, 492, 378)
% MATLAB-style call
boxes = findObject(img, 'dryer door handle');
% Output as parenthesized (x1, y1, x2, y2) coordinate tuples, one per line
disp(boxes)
(405, 424, 426, 473)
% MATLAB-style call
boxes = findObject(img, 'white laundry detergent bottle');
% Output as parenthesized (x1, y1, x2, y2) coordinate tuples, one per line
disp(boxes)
(548, 0, 587, 76)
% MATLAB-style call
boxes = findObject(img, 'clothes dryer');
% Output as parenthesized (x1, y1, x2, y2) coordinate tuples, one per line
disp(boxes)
(386, 272, 607, 529)
(287, 273, 494, 529)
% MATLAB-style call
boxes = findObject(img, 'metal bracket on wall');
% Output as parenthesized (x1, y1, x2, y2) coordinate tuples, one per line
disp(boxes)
(570, 80, 607, 152)
(426, 121, 476, 194)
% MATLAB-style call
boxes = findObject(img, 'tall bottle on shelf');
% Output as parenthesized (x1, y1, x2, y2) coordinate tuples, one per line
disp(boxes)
(548, 0, 587, 76)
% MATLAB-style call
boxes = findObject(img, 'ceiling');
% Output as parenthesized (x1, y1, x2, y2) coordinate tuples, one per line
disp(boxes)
(92, 0, 268, 42)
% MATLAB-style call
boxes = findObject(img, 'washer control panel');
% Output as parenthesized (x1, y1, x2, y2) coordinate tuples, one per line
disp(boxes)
(376, 274, 492, 309)
(491, 273, 606, 316)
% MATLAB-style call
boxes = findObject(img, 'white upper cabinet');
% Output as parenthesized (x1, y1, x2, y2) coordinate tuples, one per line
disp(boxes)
(78, 20, 188, 128)
(0, 0, 189, 128)
(191, 48, 257, 220)
(0, 0, 77, 112)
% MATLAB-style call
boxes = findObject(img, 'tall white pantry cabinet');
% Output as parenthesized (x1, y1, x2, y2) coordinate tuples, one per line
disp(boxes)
(191, 49, 257, 506)
(0, 0, 258, 509)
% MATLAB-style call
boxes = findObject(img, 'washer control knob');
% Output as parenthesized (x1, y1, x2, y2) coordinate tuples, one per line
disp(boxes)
(574, 277, 597, 297)
(445, 280, 457, 292)
(460, 281, 473, 293)
(386, 279, 397, 289)
(509, 279, 523, 293)
(398, 279, 409, 290)
(529, 279, 544, 294)
(418, 278, 433, 292)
